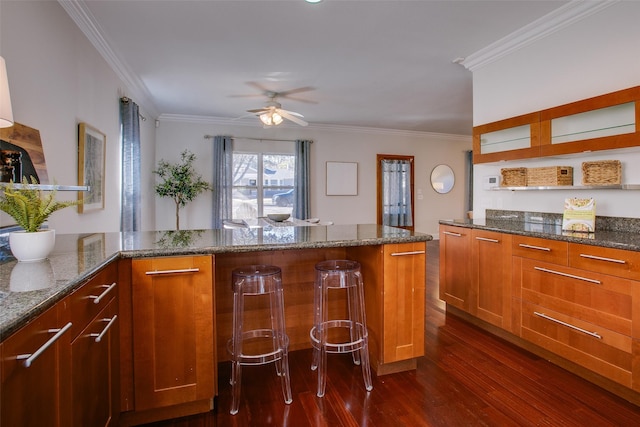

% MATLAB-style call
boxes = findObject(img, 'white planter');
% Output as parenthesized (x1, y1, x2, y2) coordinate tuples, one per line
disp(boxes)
(9, 229, 56, 262)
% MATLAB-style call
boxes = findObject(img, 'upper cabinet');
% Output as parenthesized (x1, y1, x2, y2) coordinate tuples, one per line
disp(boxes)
(473, 86, 640, 164)
(473, 112, 540, 163)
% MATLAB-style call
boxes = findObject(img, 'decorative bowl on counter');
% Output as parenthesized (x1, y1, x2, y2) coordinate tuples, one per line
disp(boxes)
(267, 213, 290, 222)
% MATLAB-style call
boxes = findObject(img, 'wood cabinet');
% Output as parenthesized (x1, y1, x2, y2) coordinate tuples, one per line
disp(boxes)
(130, 256, 215, 412)
(473, 85, 640, 163)
(67, 262, 119, 427)
(1, 263, 119, 427)
(473, 112, 541, 164)
(471, 229, 512, 330)
(439, 224, 471, 311)
(381, 243, 425, 363)
(1, 301, 72, 427)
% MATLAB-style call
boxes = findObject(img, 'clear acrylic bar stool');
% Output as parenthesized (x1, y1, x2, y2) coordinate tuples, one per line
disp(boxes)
(228, 265, 292, 415)
(310, 259, 373, 397)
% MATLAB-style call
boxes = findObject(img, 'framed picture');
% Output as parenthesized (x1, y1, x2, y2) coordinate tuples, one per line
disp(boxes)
(77, 233, 105, 272)
(78, 123, 106, 213)
(326, 161, 358, 195)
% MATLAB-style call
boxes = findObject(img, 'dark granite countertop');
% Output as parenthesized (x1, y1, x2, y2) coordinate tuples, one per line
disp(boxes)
(0, 224, 431, 339)
(439, 210, 640, 252)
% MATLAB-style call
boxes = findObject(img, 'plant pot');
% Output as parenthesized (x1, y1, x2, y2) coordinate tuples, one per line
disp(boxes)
(9, 229, 56, 262)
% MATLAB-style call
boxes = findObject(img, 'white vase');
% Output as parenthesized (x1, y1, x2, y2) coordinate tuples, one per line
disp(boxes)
(9, 229, 56, 262)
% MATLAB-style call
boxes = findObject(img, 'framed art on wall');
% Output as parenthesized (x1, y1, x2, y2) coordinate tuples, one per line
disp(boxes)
(78, 123, 105, 213)
(326, 161, 358, 195)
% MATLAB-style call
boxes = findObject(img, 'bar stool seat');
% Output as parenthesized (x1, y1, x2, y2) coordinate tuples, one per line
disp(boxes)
(228, 264, 292, 415)
(310, 259, 373, 397)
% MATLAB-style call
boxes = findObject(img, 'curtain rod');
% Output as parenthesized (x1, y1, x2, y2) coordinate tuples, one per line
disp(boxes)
(120, 96, 147, 122)
(203, 135, 312, 143)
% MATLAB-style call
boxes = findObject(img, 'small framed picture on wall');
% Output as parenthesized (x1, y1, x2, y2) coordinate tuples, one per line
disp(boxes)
(78, 123, 106, 213)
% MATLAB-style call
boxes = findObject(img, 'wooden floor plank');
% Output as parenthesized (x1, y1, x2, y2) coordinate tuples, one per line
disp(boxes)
(141, 240, 640, 427)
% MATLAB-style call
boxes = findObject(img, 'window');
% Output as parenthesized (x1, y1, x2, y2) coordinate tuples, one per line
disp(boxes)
(232, 153, 295, 219)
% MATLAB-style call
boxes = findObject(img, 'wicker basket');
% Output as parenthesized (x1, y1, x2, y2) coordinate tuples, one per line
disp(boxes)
(500, 167, 527, 187)
(526, 166, 573, 186)
(582, 160, 621, 186)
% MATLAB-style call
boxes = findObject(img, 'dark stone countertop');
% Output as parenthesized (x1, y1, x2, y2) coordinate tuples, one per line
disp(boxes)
(0, 224, 431, 339)
(439, 210, 640, 252)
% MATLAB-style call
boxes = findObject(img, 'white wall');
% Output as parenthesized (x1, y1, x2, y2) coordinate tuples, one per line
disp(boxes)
(1, 1, 157, 233)
(155, 119, 471, 237)
(471, 1, 640, 219)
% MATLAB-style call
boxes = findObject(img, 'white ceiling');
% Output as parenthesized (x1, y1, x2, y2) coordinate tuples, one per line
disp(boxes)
(63, 0, 572, 135)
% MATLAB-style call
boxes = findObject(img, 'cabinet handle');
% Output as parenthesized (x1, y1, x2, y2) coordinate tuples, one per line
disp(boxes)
(518, 243, 551, 252)
(145, 268, 200, 275)
(89, 282, 117, 304)
(534, 312, 602, 339)
(443, 231, 462, 237)
(391, 250, 426, 256)
(579, 253, 626, 265)
(16, 322, 73, 367)
(90, 315, 118, 343)
(534, 266, 601, 284)
(475, 237, 499, 243)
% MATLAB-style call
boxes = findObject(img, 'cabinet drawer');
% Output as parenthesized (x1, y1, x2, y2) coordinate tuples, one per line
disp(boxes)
(69, 263, 118, 339)
(519, 258, 633, 337)
(569, 243, 640, 281)
(512, 235, 568, 265)
(521, 300, 633, 387)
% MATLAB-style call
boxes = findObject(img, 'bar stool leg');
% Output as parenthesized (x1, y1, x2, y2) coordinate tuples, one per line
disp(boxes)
(355, 270, 373, 391)
(230, 284, 244, 415)
(316, 280, 329, 397)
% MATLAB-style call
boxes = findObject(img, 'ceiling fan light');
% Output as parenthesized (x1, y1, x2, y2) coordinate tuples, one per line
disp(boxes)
(259, 111, 283, 126)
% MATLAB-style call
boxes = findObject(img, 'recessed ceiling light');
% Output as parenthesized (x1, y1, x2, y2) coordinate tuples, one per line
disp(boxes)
(305, 0, 322, 3)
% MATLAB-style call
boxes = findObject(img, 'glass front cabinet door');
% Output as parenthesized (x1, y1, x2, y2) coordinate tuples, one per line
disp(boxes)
(473, 112, 540, 164)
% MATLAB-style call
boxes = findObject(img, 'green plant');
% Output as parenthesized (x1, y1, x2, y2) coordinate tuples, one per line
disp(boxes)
(0, 176, 79, 232)
(153, 150, 212, 230)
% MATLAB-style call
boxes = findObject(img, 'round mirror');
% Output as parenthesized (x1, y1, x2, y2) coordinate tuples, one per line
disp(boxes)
(430, 164, 455, 194)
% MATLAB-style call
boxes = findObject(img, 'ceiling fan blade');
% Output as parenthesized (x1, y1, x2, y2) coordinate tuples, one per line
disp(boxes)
(278, 86, 315, 97)
(282, 95, 318, 104)
(279, 109, 304, 118)
(279, 110, 308, 126)
(247, 108, 268, 114)
(246, 81, 271, 93)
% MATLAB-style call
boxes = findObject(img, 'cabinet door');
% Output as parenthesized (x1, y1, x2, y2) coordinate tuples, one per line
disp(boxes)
(472, 112, 540, 164)
(1, 304, 72, 427)
(131, 256, 215, 411)
(439, 225, 471, 311)
(70, 299, 119, 427)
(382, 242, 425, 363)
(471, 230, 512, 330)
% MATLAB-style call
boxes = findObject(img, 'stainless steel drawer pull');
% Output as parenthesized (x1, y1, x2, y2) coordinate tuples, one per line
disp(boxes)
(534, 266, 601, 284)
(443, 231, 462, 237)
(391, 250, 426, 256)
(17, 322, 73, 367)
(90, 282, 117, 304)
(534, 312, 602, 339)
(475, 237, 499, 243)
(91, 315, 118, 343)
(145, 268, 200, 275)
(579, 253, 626, 264)
(519, 244, 551, 252)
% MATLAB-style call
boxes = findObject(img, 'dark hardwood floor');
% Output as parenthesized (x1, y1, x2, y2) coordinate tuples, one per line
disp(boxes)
(143, 240, 640, 426)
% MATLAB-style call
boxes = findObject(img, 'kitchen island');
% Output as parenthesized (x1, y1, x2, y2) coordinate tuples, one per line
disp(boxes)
(1, 223, 431, 426)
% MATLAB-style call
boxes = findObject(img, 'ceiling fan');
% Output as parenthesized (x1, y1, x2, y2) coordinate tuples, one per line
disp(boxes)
(234, 82, 316, 127)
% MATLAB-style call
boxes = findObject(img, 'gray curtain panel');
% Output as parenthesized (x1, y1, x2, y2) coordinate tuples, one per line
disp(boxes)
(120, 97, 141, 232)
(381, 159, 413, 227)
(293, 139, 311, 220)
(212, 135, 233, 228)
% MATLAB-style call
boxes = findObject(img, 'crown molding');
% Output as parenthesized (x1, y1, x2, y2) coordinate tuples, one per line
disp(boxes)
(460, 0, 619, 71)
(158, 114, 471, 141)
(57, 0, 159, 118)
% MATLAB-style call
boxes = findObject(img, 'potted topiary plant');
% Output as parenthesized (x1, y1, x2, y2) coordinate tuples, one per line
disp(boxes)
(0, 176, 79, 262)
(153, 150, 212, 230)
